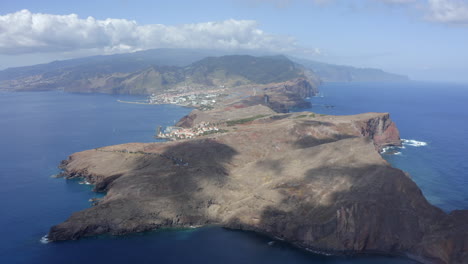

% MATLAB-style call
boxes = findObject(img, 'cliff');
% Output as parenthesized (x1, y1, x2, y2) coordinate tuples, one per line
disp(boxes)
(47, 109, 467, 263)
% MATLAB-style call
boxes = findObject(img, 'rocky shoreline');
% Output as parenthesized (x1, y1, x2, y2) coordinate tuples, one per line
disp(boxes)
(48, 77, 468, 264)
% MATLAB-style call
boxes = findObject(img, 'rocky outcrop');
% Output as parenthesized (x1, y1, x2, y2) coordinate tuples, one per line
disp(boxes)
(356, 113, 401, 150)
(48, 111, 467, 263)
(262, 78, 318, 112)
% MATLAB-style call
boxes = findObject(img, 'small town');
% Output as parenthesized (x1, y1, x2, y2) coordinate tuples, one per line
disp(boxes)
(148, 89, 226, 109)
(156, 121, 222, 140)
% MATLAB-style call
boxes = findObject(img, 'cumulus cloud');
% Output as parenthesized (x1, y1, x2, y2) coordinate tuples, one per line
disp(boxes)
(0, 9, 307, 55)
(426, 0, 468, 24)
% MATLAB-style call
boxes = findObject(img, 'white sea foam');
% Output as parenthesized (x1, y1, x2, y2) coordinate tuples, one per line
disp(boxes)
(380, 146, 391, 154)
(380, 146, 404, 156)
(79, 180, 92, 185)
(40, 235, 49, 244)
(402, 139, 428, 147)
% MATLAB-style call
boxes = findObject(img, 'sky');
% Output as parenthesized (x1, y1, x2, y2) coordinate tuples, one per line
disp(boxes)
(0, 0, 467, 82)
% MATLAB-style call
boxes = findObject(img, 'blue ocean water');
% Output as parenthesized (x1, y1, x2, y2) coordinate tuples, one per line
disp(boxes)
(2, 82, 464, 263)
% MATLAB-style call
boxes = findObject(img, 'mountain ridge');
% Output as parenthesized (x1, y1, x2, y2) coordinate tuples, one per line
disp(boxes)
(291, 57, 409, 82)
(0, 54, 319, 95)
(0, 49, 409, 92)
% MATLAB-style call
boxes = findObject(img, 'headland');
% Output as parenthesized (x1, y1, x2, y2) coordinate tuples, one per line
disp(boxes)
(50, 94, 467, 264)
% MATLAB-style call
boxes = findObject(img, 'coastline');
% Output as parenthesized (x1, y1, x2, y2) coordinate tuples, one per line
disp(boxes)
(48, 108, 457, 263)
(117, 99, 152, 105)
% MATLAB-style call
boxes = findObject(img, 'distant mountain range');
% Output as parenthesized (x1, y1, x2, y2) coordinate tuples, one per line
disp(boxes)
(0, 48, 408, 94)
(291, 57, 409, 82)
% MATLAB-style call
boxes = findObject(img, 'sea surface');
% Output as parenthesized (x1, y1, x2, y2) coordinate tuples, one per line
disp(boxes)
(1, 81, 466, 263)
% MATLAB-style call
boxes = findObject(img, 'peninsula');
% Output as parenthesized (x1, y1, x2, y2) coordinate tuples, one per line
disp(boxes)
(44, 55, 466, 264)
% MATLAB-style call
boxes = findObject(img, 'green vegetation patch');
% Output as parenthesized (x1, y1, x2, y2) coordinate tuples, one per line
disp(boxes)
(294, 114, 308, 119)
(226, 115, 269, 126)
(309, 113, 316, 118)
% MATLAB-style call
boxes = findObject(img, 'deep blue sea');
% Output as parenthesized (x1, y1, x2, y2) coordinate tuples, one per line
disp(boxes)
(1, 81, 466, 263)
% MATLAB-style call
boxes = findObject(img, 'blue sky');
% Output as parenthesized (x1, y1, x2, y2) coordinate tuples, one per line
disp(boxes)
(1, 0, 468, 82)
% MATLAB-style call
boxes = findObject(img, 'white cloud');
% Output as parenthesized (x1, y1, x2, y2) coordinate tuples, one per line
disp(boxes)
(426, 0, 468, 24)
(0, 9, 308, 55)
(255, 0, 468, 26)
(371, 0, 468, 25)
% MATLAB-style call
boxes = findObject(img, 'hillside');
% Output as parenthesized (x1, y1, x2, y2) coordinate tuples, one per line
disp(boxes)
(187, 55, 303, 85)
(0, 49, 410, 94)
(0, 54, 318, 95)
(0, 49, 221, 82)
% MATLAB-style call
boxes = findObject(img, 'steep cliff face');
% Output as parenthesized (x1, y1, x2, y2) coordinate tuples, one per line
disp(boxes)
(355, 113, 402, 150)
(243, 78, 318, 113)
(48, 111, 467, 264)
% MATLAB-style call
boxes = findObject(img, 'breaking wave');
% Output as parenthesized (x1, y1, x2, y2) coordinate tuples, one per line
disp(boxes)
(381, 139, 427, 155)
(402, 139, 428, 147)
(40, 235, 49, 244)
(380, 146, 402, 155)
(313, 92, 325, 98)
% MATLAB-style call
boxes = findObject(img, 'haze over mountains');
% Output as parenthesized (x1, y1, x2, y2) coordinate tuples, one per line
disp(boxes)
(0, 49, 408, 95)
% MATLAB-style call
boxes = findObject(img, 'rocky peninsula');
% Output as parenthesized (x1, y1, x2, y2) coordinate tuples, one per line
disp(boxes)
(49, 97, 468, 263)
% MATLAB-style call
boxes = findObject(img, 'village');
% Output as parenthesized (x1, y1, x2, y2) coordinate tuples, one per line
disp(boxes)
(148, 88, 226, 109)
(156, 121, 222, 140)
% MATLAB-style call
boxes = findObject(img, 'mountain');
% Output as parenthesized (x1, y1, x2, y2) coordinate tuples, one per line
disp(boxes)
(0, 49, 224, 82)
(0, 54, 318, 95)
(186, 55, 307, 85)
(291, 57, 409, 82)
(0, 48, 409, 94)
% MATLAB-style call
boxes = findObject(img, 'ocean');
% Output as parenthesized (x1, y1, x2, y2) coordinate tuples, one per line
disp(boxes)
(1, 81, 466, 263)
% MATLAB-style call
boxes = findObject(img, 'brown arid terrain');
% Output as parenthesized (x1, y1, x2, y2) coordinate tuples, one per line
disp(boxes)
(49, 104, 468, 264)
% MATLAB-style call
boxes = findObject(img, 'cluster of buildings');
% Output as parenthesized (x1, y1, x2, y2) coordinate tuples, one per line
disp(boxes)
(157, 122, 220, 140)
(148, 89, 225, 108)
